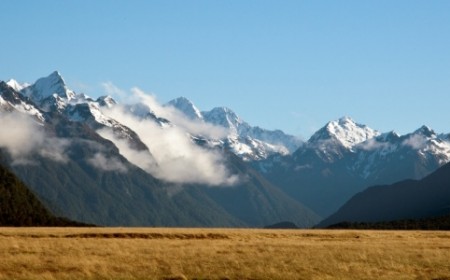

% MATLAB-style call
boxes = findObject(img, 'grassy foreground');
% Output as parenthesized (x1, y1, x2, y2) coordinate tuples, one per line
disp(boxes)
(0, 228, 449, 280)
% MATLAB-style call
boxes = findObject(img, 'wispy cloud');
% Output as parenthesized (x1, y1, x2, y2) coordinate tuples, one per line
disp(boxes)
(130, 88, 228, 139)
(402, 134, 427, 150)
(98, 84, 239, 186)
(0, 112, 70, 164)
(87, 152, 127, 173)
(101, 81, 128, 99)
(357, 138, 390, 151)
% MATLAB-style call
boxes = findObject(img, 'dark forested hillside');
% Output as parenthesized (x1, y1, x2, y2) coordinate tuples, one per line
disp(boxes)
(0, 163, 88, 226)
(318, 162, 450, 228)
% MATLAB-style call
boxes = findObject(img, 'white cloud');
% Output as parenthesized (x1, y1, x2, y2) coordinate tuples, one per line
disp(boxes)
(357, 138, 390, 151)
(130, 88, 228, 139)
(97, 127, 157, 172)
(0, 112, 70, 164)
(87, 152, 127, 173)
(402, 134, 427, 150)
(97, 86, 239, 186)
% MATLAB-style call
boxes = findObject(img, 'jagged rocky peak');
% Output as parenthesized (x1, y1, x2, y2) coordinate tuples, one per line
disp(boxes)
(97, 95, 117, 108)
(414, 125, 436, 138)
(309, 116, 380, 149)
(24, 71, 76, 102)
(376, 130, 401, 142)
(203, 107, 243, 130)
(167, 96, 203, 120)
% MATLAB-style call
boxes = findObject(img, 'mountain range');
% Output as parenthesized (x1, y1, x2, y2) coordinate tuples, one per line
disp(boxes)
(253, 118, 450, 216)
(167, 98, 450, 218)
(167, 96, 303, 161)
(1, 71, 449, 227)
(0, 72, 319, 227)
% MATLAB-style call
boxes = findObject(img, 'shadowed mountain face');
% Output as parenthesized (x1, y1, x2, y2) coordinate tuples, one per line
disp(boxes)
(318, 162, 450, 228)
(2, 135, 319, 227)
(0, 74, 320, 228)
(0, 162, 87, 226)
(202, 153, 320, 228)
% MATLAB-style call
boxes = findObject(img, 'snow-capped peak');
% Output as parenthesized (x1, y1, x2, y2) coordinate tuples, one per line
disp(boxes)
(413, 125, 436, 137)
(23, 71, 76, 102)
(309, 116, 380, 149)
(0, 81, 45, 122)
(166, 96, 203, 120)
(97, 95, 117, 108)
(6, 79, 29, 92)
(202, 107, 244, 134)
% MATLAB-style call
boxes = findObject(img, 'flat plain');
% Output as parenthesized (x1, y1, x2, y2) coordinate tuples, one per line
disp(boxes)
(0, 227, 449, 280)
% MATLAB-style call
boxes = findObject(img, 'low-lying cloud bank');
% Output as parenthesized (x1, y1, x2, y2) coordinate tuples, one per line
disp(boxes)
(100, 85, 239, 186)
(402, 134, 427, 150)
(0, 112, 69, 165)
(0, 85, 239, 186)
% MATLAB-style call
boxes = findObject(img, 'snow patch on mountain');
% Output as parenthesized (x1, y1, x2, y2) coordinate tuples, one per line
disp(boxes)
(167, 98, 302, 161)
(22, 71, 75, 103)
(66, 102, 112, 126)
(203, 107, 243, 135)
(12, 101, 45, 123)
(6, 79, 29, 92)
(166, 97, 203, 120)
(352, 125, 450, 179)
(309, 117, 380, 150)
(0, 81, 45, 122)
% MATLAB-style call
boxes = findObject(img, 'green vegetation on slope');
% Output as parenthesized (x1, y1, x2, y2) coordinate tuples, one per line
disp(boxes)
(0, 163, 88, 226)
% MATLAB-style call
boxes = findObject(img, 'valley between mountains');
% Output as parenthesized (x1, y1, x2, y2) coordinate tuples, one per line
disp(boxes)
(1, 71, 450, 227)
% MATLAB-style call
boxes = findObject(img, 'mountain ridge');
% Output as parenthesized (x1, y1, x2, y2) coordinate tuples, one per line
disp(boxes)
(2, 71, 450, 225)
(0, 72, 320, 227)
(318, 162, 450, 227)
(255, 116, 450, 216)
(167, 97, 303, 161)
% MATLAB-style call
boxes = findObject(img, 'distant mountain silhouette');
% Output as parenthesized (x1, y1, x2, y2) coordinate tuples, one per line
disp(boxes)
(318, 162, 450, 228)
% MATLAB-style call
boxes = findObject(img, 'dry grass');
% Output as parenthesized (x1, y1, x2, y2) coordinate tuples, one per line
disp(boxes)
(0, 228, 449, 279)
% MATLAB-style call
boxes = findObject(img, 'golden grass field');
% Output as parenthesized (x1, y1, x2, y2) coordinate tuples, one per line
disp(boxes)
(0, 228, 449, 280)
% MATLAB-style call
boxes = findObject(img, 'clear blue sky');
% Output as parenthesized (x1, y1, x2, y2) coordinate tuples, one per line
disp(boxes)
(1, 0, 449, 138)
